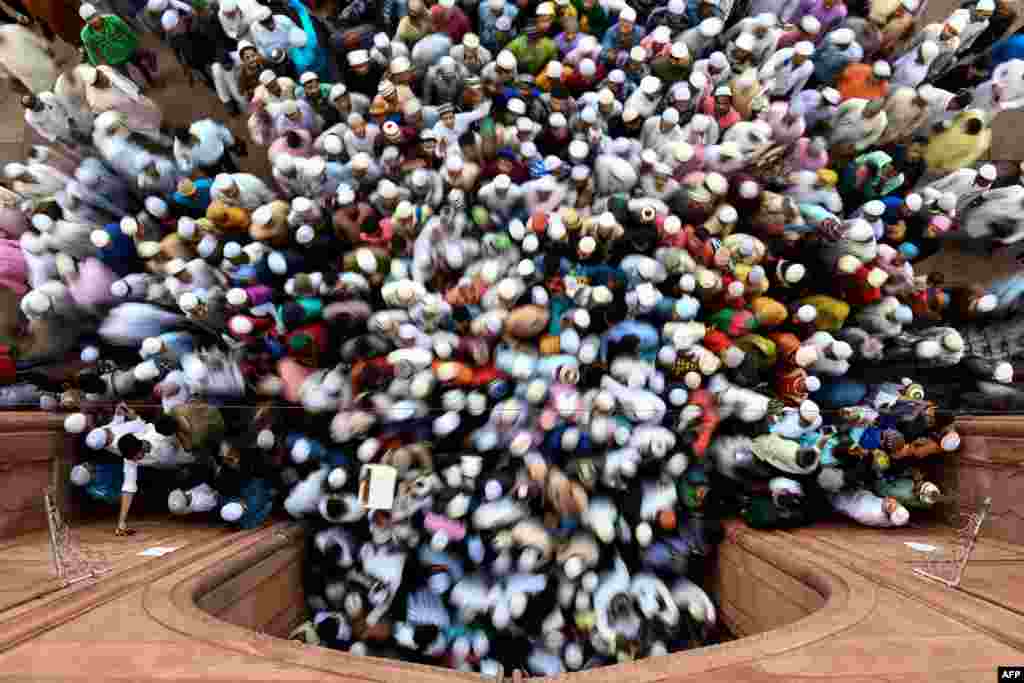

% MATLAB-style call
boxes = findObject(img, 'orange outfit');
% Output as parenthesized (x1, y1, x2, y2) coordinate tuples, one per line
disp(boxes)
(836, 63, 890, 102)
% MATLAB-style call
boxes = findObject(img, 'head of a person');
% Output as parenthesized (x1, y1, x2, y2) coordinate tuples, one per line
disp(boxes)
(118, 433, 147, 461)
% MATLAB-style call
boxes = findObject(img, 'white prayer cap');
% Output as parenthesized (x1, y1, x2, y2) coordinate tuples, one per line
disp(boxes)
(829, 28, 854, 45)
(147, 0, 168, 11)
(710, 51, 729, 69)
(756, 12, 777, 25)
(822, 87, 841, 104)
(580, 107, 598, 123)
(800, 15, 820, 33)
(545, 155, 563, 172)
(671, 82, 691, 101)
(904, 193, 923, 212)
(714, 85, 732, 97)
(220, 0, 237, 10)
(735, 32, 755, 52)
(95, 110, 123, 133)
(547, 61, 563, 78)
(489, 0, 504, 8)
(373, 32, 390, 49)
(391, 56, 412, 73)
(663, 107, 680, 124)
(65, 412, 89, 434)
(497, 50, 517, 69)
(673, 142, 694, 162)
(622, 107, 639, 122)
(496, 15, 512, 30)
(671, 42, 688, 59)
(652, 26, 672, 43)
(146, 196, 168, 218)
(699, 17, 723, 37)
(571, 165, 590, 181)
(980, 163, 997, 181)
(464, 33, 480, 48)
(795, 41, 815, 56)
(654, 163, 672, 176)
(641, 75, 661, 95)
(612, 137, 631, 155)
(80, 3, 97, 19)
(863, 200, 885, 217)
(86, 428, 109, 450)
(71, 464, 92, 486)
(901, 0, 918, 9)
(167, 489, 189, 515)
(161, 9, 180, 30)
(508, 98, 526, 115)
(336, 184, 355, 204)
(348, 111, 364, 126)
(705, 172, 727, 195)
(281, 100, 299, 115)
(323, 134, 343, 155)
(609, 69, 626, 83)
(258, 70, 277, 85)
(579, 58, 597, 77)
(938, 192, 958, 213)
(494, 174, 512, 191)
(237, 40, 256, 53)
(4, 163, 26, 178)
(620, 6, 637, 22)
(641, 148, 658, 165)
(921, 40, 939, 60)
(517, 117, 534, 132)
(300, 71, 318, 84)
(873, 60, 891, 78)
(718, 205, 738, 223)
(251, 4, 271, 21)
(739, 179, 759, 198)
(221, 502, 245, 523)
(630, 46, 647, 62)
(569, 140, 589, 160)
(598, 89, 615, 105)
(348, 49, 369, 66)
(550, 112, 568, 128)
(352, 152, 371, 170)
(521, 141, 539, 158)
(402, 97, 421, 114)
(379, 179, 399, 198)
(330, 83, 347, 99)
(439, 0, 455, 7)
(439, 55, 456, 72)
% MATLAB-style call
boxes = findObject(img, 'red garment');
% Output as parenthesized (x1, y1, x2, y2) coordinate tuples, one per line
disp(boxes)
(563, 65, 606, 95)
(700, 96, 741, 130)
(433, 6, 472, 43)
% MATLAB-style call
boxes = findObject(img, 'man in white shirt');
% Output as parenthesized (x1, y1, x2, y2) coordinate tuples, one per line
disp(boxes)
(173, 118, 245, 175)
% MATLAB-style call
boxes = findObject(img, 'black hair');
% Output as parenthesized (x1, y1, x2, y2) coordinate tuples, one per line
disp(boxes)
(118, 433, 145, 459)
(153, 414, 179, 437)
(964, 117, 984, 135)
(953, 89, 974, 109)
(173, 126, 192, 143)
(78, 373, 107, 395)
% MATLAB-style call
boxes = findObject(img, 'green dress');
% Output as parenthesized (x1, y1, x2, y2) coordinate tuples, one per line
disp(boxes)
(81, 15, 139, 66)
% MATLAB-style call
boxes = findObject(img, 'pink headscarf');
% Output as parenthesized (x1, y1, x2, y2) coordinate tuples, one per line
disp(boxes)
(0, 239, 28, 296)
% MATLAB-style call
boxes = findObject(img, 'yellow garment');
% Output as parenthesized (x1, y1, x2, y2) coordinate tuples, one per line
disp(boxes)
(924, 109, 992, 174)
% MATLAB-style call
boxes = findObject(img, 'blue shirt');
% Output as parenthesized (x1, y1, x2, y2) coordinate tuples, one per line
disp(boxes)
(990, 35, 1024, 69)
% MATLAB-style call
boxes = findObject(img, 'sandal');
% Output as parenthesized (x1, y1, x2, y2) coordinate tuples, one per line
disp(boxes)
(114, 527, 137, 537)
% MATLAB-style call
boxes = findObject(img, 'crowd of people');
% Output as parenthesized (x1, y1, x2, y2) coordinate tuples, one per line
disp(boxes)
(0, 0, 1024, 674)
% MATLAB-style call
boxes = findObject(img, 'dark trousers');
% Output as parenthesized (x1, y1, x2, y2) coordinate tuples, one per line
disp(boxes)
(113, 52, 156, 85)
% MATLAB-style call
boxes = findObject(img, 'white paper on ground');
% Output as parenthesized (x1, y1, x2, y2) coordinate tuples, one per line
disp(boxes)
(138, 545, 182, 557)
(905, 542, 939, 552)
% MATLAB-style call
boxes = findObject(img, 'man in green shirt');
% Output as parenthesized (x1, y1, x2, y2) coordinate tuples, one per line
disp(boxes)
(506, 23, 558, 76)
(79, 3, 154, 86)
